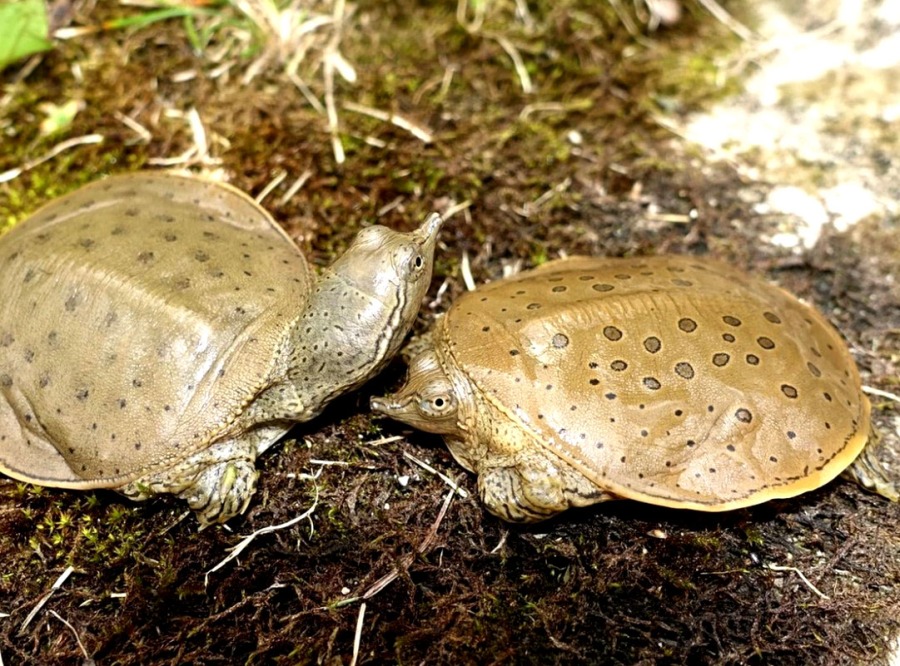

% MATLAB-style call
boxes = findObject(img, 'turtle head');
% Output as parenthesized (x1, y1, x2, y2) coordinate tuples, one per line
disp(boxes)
(329, 213, 442, 337)
(370, 346, 462, 437)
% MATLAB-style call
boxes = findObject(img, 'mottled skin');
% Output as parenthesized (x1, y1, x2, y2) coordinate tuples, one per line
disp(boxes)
(0, 173, 442, 526)
(373, 256, 898, 522)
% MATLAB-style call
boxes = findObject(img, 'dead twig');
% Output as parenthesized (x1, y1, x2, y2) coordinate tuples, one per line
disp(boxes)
(361, 486, 456, 599)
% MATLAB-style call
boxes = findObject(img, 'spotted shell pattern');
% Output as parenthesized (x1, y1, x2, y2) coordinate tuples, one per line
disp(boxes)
(0, 173, 311, 487)
(441, 255, 869, 509)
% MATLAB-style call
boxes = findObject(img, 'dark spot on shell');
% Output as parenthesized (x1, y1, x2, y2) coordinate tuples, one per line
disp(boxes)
(132, 379, 143, 388)
(807, 362, 821, 378)
(712, 353, 730, 367)
(78, 238, 95, 249)
(64, 294, 80, 312)
(551, 333, 569, 349)
(603, 326, 622, 341)
(640, 429, 648, 437)
(686, 439, 696, 447)
(23, 349, 34, 363)
(579, 275, 594, 281)
(0, 374, 12, 388)
(787, 431, 796, 439)
(589, 378, 600, 386)
(551, 285, 567, 293)
(678, 318, 697, 333)
(769, 455, 778, 463)
(137, 251, 155, 264)
(757, 336, 775, 350)
(509, 349, 519, 356)
(526, 303, 541, 310)
(592, 283, 614, 292)
(39, 373, 50, 388)
(674, 362, 694, 379)
(125, 207, 139, 217)
(823, 392, 832, 402)
(76, 388, 90, 401)
(134, 442, 141, 450)
(675, 410, 683, 417)
(589, 361, 599, 369)
(0, 332, 13, 347)
(726, 444, 736, 452)
(605, 392, 617, 400)
(482, 326, 490, 332)
(643, 336, 661, 353)
(722, 333, 735, 343)
(722, 316, 742, 327)
(643, 377, 661, 390)
(164, 232, 178, 242)
(671, 279, 693, 287)
(118, 399, 127, 409)
(746, 354, 760, 365)
(194, 250, 210, 262)
(735, 408, 752, 423)
(763, 311, 782, 324)
(173, 277, 191, 290)
(781, 384, 798, 399)
(610, 359, 627, 372)
(614, 274, 631, 280)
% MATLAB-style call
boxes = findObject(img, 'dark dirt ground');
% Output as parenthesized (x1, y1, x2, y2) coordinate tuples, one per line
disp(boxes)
(1, 1, 898, 664)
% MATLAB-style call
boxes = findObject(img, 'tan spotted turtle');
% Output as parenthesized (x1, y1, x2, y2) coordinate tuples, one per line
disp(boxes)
(372, 256, 898, 522)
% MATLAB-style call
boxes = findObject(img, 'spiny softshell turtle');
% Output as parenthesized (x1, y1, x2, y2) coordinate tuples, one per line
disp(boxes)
(0, 172, 442, 526)
(372, 256, 898, 522)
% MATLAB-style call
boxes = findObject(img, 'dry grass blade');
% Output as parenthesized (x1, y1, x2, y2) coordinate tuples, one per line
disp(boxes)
(0, 135, 103, 184)
(19, 566, 74, 632)
(349, 602, 366, 666)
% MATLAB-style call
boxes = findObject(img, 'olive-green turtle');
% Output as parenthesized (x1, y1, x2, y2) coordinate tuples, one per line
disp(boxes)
(0, 172, 442, 526)
(372, 256, 898, 522)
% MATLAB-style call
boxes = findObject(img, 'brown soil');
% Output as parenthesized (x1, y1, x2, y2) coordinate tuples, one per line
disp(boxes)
(0, 1, 897, 664)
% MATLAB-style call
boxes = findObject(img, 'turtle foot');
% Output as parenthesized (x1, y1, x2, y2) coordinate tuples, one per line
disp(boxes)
(844, 445, 899, 502)
(181, 457, 260, 529)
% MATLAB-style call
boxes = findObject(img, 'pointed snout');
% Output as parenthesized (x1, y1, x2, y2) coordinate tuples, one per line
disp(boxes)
(414, 212, 443, 247)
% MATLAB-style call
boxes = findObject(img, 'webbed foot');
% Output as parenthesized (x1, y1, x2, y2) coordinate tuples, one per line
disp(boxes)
(844, 441, 899, 502)
(477, 458, 614, 523)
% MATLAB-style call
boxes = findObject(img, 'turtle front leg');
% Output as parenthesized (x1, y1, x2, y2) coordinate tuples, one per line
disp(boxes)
(120, 425, 287, 528)
(843, 433, 899, 502)
(477, 453, 616, 523)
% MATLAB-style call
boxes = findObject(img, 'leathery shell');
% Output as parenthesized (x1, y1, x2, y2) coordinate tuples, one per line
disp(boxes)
(440, 255, 869, 510)
(0, 173, 312, 488)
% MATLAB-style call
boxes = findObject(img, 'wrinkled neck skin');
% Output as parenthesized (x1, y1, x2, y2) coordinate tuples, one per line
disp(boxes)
(282, 266, 409, 419)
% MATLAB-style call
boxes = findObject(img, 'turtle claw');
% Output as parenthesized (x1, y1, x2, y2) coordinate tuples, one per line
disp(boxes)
(183, 458, 259, 529)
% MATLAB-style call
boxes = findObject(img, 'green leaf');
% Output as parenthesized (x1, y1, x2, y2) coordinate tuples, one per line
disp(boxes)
(0, 0, 53, 70)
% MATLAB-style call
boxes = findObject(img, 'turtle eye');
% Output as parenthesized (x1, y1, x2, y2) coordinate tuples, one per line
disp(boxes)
(420, 393, 455, 417)
(409, 252, 424, 273)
